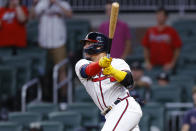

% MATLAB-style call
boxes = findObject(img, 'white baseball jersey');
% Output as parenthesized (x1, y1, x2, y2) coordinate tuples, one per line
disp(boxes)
(35, 0, 71, 49)
(75, 58, 131, 111)
(75, 58, 142, 131)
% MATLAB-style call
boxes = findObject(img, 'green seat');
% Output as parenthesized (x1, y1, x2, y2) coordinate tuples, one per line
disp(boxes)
(67, 102, 99, 127)
(66, 19, 90, 55)
(139, 113, 150, 131)
(26, 19, 39, 46)
(8, 112, 42, 127)
(170, 76, 195, 102)
(0, 66, 17, 102)
(0, 122, 22, 131)
(48, 111, 82, 131)
(1, 56, 32, 89)
(27, 103, 58, 119)
(0, 48, 12, 56)
(36, 121, 63, 131)
(151, 85, 182, 103)
(142, 103, 165, 131)
(74, 86, 92, 102)
(172, 19, 196, 44)
(18, 47, 47, 77)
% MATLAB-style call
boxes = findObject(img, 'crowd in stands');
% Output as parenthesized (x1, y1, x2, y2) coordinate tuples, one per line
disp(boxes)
(0, 0, 196, 131)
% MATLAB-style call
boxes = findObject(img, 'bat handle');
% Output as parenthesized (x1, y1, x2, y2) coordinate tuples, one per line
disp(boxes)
(107, 38, 113, 58)
(107, 53, 110, 58)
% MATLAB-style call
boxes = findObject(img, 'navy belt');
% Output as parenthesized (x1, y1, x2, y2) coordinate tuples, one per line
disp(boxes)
(101, 99, 122, 116)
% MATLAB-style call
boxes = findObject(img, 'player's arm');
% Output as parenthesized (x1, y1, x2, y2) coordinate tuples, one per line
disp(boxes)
(181, 124, 190, 131)
(80, 57, 112, 78)
(103, 65, 133, 87)
(80, 62, 102, 78)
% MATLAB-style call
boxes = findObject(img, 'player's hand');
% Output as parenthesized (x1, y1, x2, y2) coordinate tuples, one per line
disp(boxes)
(99, 56, 112, 68)
(102, 65, 113, 75)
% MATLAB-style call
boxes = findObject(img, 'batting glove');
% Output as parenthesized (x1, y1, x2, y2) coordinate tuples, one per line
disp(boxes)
(99, 56, 112, 68)
(103, 65, 127, 82)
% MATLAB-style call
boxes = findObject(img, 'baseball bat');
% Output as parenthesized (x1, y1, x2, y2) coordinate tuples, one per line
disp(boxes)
(107, 2, 119, 58)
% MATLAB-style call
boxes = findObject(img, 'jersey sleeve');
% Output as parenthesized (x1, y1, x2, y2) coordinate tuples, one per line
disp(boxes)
(112, 59, 131, 72)
(75, 59, 91, 80)
(171, 28, 182, 48)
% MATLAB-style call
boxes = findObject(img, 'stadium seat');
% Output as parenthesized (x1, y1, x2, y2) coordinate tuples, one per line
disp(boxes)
(74, 86, 92, 102)
(139, 113, 150, 131)
(170, 75, 195, 102)
(66, 102, 99, 127)
(142, 102, 165, 131)
(1, 56, 32, 89)
(26, 19, 39, 46)
(66, 19, 90, 55)
(172, 19, 196, 44)
(150, 85, 182, 103)
(18, 47, 47, 77)
(0, 48, 12, 56)
(0, 122, 22, 131)
(8, 112, 42, 128)
(48, 111, 82, 131)
(34, 121, 64, 131)
(0, 66, 17, 102)
(27, 103, 58, 119)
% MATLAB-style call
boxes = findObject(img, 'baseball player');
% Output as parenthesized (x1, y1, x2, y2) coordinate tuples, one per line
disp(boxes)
(75, 32, 142, 131)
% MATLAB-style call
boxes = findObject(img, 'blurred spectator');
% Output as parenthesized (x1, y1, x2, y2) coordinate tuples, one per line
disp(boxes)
(0, 1, 4, 7)
(156, 72, 170, 86)
(142, 7, 182, 71)
(181, 86, 196, 131)
(99, 0, 131, 59)
(32, 0, 72, 101)
(0, 0, 28, 55)
(131, 61, 152, 89)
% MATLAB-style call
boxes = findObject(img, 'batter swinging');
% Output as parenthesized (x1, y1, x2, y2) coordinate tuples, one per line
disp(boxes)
(75, 32, 142, 131)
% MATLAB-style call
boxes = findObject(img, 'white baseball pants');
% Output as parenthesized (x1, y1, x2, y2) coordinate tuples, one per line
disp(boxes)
(101, 97, 142, 131)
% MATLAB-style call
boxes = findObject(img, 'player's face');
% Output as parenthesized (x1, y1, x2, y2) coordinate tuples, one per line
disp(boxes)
(156, 11, 167, 25)
(83, 41, 97, 61)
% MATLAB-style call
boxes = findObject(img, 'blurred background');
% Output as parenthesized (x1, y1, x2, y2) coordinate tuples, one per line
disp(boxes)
(0, 0, 196, 131)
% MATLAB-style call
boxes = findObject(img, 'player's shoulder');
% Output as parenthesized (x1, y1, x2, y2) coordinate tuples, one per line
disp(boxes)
(112, 58, 127, 63)
(112, 58, 130, 70)
(75, 59, 90, 70)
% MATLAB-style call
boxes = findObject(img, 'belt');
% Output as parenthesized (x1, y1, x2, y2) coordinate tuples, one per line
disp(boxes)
(101, 99, 122, 116)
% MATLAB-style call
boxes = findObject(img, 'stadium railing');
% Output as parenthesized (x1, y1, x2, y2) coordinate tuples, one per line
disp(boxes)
(21, 78, 42, 112)
(53, 58, 73, 104)
(21, 0, 196, 13)
(165, 102, 193, 131)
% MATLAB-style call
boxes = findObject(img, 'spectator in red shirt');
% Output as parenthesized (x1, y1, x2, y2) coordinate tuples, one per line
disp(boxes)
(0, 0, 28, 54)
(142, 8, 182, 71)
